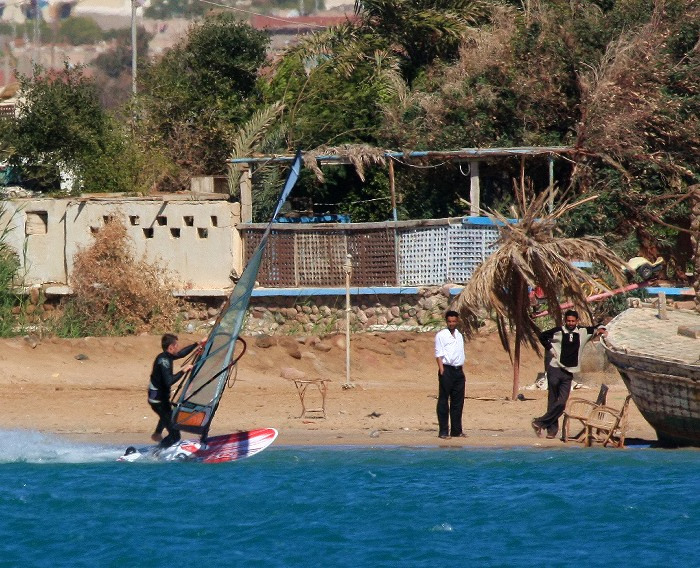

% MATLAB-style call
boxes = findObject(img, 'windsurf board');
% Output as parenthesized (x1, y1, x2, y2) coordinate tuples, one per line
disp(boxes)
(118, 427, 278, 463)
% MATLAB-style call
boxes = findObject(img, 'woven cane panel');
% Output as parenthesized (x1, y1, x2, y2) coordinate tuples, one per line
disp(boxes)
(294, 232, 347, 287)
(447, 224, 500, 283)
(397, 226, 448, 285)
(243, 230, 297, 286)
(348, 229, 397, 286)
(264, 231, 297, 286)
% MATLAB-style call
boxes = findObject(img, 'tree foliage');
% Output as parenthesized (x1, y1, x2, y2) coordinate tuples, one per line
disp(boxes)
(261, 0, 699, 269)
(0, 65, 139, 193)
(139, 13, 269, 190)
(58, 17, 104, 45)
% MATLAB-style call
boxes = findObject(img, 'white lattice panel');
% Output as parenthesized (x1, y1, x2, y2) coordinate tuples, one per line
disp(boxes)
(398, 226, 448, 285)
(447, 223, 500, 283)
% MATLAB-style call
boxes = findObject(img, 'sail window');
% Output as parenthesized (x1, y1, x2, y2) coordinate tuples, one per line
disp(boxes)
(25, 211, 48, 235)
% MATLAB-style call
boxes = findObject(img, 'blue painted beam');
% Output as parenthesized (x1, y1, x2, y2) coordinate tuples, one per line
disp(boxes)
(646, 286, 694, 296)
(251, 286, 422, 297)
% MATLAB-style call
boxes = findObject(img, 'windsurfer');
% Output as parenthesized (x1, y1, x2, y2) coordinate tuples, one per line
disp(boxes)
(148, 334, 201, 448)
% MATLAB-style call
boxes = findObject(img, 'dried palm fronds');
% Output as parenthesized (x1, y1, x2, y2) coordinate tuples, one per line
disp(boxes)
(304, 143, 387, 182)
(453, 187, 627, 399)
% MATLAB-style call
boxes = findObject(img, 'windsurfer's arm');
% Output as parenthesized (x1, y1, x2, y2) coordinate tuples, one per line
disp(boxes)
(169, 365, 192, 386)
(173, 342, 199, 360)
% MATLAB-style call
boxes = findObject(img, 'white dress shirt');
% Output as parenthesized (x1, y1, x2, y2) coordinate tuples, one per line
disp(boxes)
(434, 328, 465, 366)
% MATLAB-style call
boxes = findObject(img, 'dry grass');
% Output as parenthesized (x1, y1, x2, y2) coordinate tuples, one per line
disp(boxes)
(65, 219, 181, 335)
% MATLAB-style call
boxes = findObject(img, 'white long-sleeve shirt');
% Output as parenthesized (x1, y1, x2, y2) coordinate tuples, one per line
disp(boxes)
(434, 328, 465, 366)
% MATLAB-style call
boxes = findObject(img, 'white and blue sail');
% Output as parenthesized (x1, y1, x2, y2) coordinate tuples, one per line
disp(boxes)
(172, 150, 302, 438)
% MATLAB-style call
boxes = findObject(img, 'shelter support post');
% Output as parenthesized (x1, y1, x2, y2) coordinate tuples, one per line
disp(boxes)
(240, 167, 252, 223)
(343, 254, 354, 388)
(389, 159, 398, 222)
(469, 160, 480, 216)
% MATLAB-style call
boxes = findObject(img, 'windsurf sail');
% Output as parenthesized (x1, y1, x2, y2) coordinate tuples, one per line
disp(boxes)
(172, 150, 303, 438)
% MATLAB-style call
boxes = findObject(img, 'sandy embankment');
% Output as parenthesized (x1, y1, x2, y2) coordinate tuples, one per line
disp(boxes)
(0, 331, 656, 448)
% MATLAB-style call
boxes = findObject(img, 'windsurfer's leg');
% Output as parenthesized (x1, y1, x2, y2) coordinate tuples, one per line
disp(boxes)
(149, 403, 166, 441)
(153, 401, 179, 447)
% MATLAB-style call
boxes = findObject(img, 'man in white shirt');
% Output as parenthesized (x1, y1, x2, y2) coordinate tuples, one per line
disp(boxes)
(434, 310, 467, 439)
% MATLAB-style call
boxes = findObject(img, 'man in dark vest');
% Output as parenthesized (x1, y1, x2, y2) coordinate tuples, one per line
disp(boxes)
(532, 310, 606, 439)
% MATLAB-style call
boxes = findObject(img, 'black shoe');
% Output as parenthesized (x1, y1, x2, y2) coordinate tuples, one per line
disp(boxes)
(438, 434, 451, 439)
(452, 433, 467, 438)
(531, 421, 544, 438)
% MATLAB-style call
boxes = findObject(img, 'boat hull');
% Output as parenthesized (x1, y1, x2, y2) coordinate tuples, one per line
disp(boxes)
(605, 348, 700, 447)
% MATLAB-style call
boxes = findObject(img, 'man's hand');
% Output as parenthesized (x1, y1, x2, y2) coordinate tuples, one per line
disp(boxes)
(596, 327, 608, 338)
(182, 363, 194, 374)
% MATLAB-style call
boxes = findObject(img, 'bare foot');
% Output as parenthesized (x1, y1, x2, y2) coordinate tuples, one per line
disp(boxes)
(151, 433, 163, 442)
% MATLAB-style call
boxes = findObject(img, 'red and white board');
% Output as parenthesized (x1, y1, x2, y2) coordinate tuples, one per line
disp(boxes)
(118, 428, 278, 463)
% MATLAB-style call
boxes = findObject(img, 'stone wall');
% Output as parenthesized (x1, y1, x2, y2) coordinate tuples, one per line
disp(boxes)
(181, 286, 459, 335)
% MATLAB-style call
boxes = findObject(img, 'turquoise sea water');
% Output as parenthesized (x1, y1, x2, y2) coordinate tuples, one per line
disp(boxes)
(0, 430, 698, 568)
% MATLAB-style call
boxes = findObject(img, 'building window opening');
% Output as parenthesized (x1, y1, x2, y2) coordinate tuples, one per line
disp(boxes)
(143, 228, 154, 239)
(197, 228, 208, 239)
(25, 211, 48, 235)
(156, 216, 167, 226)
(210, 215, 218, 227)
(184, 216, 194, 226)
(170, 228, 181, 238)
(129, 215, 140, 226)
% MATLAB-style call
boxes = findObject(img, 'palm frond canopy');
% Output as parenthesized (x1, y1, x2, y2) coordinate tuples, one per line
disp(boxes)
(453, 190, 627, 358)
(304, 144, 387, 182)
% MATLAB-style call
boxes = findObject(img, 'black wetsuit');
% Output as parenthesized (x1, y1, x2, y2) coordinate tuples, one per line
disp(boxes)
(148, 343, 198, 448)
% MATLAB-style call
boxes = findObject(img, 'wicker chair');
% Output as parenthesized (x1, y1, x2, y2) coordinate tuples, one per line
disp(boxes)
(584, 395, 633, 448)
(561, 384, 609, 442)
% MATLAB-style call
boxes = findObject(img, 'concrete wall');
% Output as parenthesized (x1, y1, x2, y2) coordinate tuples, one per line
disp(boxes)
(0, 196, 243, 292)
(1, 199, 68, 286)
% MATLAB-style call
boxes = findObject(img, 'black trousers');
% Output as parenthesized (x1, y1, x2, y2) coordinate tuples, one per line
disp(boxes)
(149, 400, 181, 448)
(437, 365, 466, 436)
(534, 365, 573, 436)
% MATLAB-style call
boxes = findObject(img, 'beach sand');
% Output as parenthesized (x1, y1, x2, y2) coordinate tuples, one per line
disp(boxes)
(0, 330, 657, 448)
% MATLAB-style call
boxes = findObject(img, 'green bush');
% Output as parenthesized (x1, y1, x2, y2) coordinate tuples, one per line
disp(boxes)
(0, 203, 21, 337)
(58, 17, 104, 46)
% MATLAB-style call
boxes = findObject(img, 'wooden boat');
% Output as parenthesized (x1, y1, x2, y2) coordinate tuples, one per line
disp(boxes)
(603, 307, 700, 447)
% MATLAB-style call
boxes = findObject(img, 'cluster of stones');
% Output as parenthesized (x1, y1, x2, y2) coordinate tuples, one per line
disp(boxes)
(11, 286, 59, 323)
(181, 285, 458, 335)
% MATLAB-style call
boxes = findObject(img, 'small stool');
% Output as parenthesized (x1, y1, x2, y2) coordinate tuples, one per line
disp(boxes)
(292, 378, 330, 418)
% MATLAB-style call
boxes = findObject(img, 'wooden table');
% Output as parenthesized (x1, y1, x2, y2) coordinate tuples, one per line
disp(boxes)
(292, 378, 330, 418)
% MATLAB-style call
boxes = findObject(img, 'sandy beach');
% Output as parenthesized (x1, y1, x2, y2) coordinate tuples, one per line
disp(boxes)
(0, 329, 657, 448)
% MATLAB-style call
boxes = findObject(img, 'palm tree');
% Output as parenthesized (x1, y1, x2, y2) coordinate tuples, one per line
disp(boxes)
(453, 186, 627, 401)
(355, 0, 491, 81)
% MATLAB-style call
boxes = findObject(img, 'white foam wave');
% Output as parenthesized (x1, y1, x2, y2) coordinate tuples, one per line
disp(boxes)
(0, 429, 122, 464)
